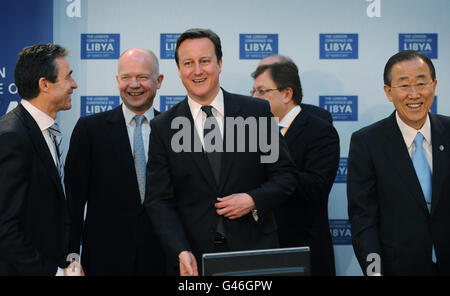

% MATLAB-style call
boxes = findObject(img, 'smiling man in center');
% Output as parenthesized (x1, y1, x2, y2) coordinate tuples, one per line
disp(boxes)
(144, 28, 298, 276)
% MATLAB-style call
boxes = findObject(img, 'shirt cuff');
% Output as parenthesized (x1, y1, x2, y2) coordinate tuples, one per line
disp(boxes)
(55, 267, 64, 276)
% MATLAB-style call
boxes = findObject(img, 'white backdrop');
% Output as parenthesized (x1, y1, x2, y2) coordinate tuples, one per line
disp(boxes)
(53, 0, 450, 276)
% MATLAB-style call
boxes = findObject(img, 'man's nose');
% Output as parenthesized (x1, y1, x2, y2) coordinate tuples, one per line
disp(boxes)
(129, 77, 140, 87)
(407, 86, 421, 98)
(194, 62, 203, 75)
(71, 77, 78, 89)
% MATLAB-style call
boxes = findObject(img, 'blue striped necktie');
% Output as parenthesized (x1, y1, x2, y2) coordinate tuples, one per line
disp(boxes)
(134, 115, 146, 203)
(48, 122, 65, 196)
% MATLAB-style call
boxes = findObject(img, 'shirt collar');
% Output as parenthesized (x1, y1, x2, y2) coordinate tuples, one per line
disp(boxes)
(187, 88, 224, 120)
(20, 99, 55, 131)
(122, 103, 154, 125)
(395, 111, 431, 148)
(279, 105, 301, 128)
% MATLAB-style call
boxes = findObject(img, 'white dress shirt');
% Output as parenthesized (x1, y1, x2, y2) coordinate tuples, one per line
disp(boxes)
(396, 111, 433, 172)
(122, 104, 154, 163)
(278, 105, 302, 136)
(187, 89, 224, 148)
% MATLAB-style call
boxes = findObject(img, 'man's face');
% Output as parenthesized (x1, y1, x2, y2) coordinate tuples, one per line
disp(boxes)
(177, 38, 222, 104)
(116, 49, 163, 114)
(384, 57, 437, 130)
(47, 57, 78, 112)
(252, 70, 286, 120)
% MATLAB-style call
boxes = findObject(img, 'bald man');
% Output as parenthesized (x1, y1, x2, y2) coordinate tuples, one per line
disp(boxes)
(65, 48, 166, 275)
(258, 55, 332, 123)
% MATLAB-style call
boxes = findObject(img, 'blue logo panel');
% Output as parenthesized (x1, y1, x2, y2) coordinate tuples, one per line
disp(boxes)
(319, 96, 358, 121)
(239, 34, 278, 60)
(81, 34, 120, 59)
(160, 96, 185, 112)
(399, 33, 437, 59)
(329, 219, 352, 245)
(334, 158, 348, 183)
(80, 96, 119, 116)
(160, 33, 181, 59)
(0, 98, 20, 116)
(0, 0, 53, 116)
(320, 34, 358, 59)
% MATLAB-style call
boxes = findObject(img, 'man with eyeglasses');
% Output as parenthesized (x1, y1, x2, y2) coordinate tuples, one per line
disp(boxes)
(257, 54, 333, 124)
(251, 61, 340, 276)
(347, 50, 450, 276)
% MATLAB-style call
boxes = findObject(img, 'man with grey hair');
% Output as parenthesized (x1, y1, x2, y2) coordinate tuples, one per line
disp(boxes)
(65, 48, 166, 275)
(259, 54, 333, 124)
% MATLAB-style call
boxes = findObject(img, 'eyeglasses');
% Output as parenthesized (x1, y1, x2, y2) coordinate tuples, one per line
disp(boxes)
(389, 81, 434, 93)
(250, 88, 279, 96)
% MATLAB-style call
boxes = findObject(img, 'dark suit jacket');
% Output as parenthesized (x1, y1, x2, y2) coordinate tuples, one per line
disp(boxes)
(276, 111, 339, 276)
(0, 104, 70, 275)
(65, 105, 165, 275)
(347, 112, 450, 276)
(145, 89, 298, 273)
(301, 103, 333, 124)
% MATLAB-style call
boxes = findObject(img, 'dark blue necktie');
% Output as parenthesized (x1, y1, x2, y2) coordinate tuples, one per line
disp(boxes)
(201, 105, 225, 236)
(201, 105, 222, 184)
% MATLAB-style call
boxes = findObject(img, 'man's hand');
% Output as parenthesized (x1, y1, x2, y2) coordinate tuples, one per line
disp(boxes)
(215, 193, 255, 220)
(179, 251, 198, 276)
(63, 261, 85, 276)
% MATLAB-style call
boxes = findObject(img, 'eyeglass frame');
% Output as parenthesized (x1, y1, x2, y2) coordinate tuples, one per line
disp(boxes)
(388, 80, 435, 93)
(250, 88, 281, 96)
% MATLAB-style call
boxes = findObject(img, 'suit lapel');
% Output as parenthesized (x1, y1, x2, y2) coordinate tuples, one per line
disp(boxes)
(218, 90, 242, 193)
(105, 105, 141, 203)
(429, 114, 450, 216)
(15, 104, 65, 199)
(283, 110, 308, 146)
(382, 112, 429, 215)
(176, 99, 218, 191)
(105, 105, 134, 163)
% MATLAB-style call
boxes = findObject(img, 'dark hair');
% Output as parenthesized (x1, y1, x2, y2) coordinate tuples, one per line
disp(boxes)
(252, 61, 303, 105)
(261, 54, 295, 65)
(384, 50, 436, 86)
(14, 43, 69, 100)
(175, 28, 222, 66)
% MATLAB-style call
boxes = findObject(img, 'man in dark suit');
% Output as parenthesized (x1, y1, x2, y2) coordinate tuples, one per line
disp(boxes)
(65, 48, 166, 275)
(252, 61, 340, 276)
(258, 54, 333, 124)
(0, 44, 83, 275)
(144, 29, 298, 276)
(347, 50, 450, 276)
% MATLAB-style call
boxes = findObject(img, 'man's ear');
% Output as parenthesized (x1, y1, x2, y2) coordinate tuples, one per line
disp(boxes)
(38, 77, 50, 93)
(384, 85, 393, 102)
(282, 87, 294, 104)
